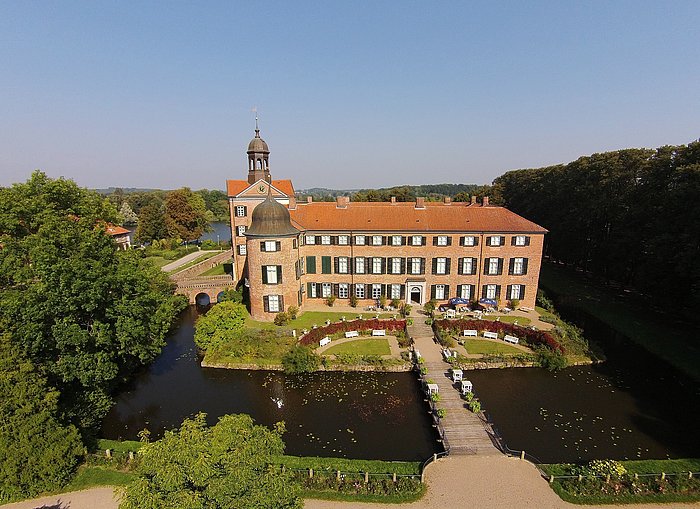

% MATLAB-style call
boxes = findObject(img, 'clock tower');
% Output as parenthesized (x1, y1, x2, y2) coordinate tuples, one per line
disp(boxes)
(247, 117, 270, 184)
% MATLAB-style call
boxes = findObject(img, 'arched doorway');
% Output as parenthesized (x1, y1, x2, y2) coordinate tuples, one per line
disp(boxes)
(409, 286, 422, 305)
(195, 292, 211, 306)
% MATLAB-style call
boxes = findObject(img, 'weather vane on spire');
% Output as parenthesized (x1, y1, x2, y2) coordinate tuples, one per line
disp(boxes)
(251, 106, 259, 134)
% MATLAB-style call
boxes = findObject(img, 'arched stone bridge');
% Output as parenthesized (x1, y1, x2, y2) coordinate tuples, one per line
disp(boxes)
(175, 276, 238, 304)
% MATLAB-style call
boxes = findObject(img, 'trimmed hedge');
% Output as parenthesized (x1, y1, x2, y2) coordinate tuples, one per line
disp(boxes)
(433, 319, 564, 354)
(299, 319, 407, 346)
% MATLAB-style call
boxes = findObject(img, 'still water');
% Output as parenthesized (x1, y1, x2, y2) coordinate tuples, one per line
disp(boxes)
(467, 306, 700, 464)
(125, 221, 231, 245)
(103, 302, 700, 464)
(102, 307, 440, 461)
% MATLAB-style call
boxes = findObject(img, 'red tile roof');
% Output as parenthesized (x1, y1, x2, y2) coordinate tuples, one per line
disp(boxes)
(104, 223, 130, 236)
(226, 179, 295, 197)
(289, 202, 547, 233)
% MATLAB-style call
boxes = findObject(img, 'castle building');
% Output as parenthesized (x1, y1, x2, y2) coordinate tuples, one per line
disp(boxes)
(228, 127, 547, 321)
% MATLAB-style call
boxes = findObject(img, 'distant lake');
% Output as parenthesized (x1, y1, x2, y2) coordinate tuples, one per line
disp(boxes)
(125, 221, 231, 246)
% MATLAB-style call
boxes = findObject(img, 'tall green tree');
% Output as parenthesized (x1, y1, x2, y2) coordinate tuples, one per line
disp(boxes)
(120, 413, 301, 509)
(0, 334, 84, 503)
(135, 197, 168, 243)
(0, 172, 185, 431)
(165, 187, 209, 242)
(119, 201, 138, 225)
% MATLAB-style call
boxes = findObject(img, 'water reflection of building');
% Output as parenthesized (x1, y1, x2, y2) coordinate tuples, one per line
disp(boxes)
(228, 127, 547, 321)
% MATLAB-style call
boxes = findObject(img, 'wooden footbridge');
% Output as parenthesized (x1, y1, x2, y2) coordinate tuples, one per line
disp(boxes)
(409, 318, 501, 455)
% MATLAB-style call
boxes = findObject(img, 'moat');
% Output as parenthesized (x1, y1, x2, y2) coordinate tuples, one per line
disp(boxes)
(102, 305, 700, 464)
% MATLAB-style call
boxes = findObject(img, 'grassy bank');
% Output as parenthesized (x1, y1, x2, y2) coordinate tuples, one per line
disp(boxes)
(541, 459, 700, 504)
(540, 263, 699, 380)
(166, 251, 221, 273)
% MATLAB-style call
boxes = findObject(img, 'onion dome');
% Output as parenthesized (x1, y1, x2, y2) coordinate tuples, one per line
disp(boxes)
(247, 128, 269, 154)
(245, 193, 299, 238)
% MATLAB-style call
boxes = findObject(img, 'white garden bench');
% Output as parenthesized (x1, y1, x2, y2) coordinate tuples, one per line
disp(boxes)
(463, 329, 478, 337)
(460, 380, 473, 394)
(452, 369, 463, 382)
(504, 334, 519, 345)
(483, 331, 499, 340)
(372, 329, 386, 336)
(345, 330, 359, 338)
(319, 337, 331, 347)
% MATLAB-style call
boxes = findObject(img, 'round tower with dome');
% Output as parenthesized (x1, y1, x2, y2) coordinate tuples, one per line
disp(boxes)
(245, 182, 300, 321)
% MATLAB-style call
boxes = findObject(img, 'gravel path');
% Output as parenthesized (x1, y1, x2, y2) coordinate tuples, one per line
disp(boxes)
(160, 249, 219, 272)
(1, 487, 119, 509)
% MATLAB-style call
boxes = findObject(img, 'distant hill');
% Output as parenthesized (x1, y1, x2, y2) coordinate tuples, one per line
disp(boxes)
(297, 183, 486, 202)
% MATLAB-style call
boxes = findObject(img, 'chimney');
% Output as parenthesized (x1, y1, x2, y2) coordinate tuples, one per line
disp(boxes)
(307, 196, 313, 203)
(415, 197, 426, 209)
(470, 195, 477, 205)
(391, 196, 396, 203)
(288, 195, 297, 210)
(336, 196, 349, 208)
(444, 196, 452, 205)
(482, 196, 489, 206)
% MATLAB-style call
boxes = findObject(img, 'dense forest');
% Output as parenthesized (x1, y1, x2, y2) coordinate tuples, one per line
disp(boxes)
(298, 183, 500, 203)
(493, 141, 700, 309)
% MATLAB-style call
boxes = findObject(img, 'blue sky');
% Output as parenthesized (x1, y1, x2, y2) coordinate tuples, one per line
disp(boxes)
(1, 1, 698, 191)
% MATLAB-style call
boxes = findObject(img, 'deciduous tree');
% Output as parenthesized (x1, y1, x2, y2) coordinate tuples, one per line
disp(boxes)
(120, 413, 301, 509)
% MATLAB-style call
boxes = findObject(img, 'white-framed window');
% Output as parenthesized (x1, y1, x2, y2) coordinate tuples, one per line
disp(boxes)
(338, 235, 349, 245)
(391, 235, 402, 246)
(460, 285, 472, 299)
(237, 225, 246, 236)
(355, 257, 365, 274)
(435, 284, 446, 300)
(309, 284, 317, 298)
(372, 257, 382, 274)
(268, 295, 280, 312)
(488, 236, 502, 246)
(513, 257, 524, 275)
(321, 235, 331, 245)
(235, 205, 246, 217)
(410, 258, 421, 275)
(510, 284, 522, 300)
(390, 284, 401, 299)
(372, 235, 383, 246)
(321, 283, 332, 298)
(486, 284, 497, 299)
(435, 257, 447, 275)
(463, 236, 476, 246)
(514, 235, 527, 246)
(391, 257, 401, 274)
(338, 283, 349, 299)
(411, 235, 422, 246)
(372, 284, 382, 299)
(488, 258, 500, 275)
(437, 235, 448, 246)
(355, 235, 366, 245)
(238, 244, 247, 255)
(461, 258, 473, 275)
(264, 240, 278, 252)
(265, 265, 278, 284)
(338, 257, 349, 274)
(306, 235, 316, 245)
(355, 284, 365, 298)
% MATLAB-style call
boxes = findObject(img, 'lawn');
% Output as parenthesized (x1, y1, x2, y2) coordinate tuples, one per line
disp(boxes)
(482, 314, 531, 326)
(201, 263, 228, 276)
(540, 263, 699, 380)
(462, 338, 524, 355)
(203, 329, 297, 366)
(323, 338, 391, 356)
(67, 466, 135, 491)
(167, 251, 221, 273)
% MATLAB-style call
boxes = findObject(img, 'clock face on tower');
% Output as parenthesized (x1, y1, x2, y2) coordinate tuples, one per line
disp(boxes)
(258, 184, 266, 194)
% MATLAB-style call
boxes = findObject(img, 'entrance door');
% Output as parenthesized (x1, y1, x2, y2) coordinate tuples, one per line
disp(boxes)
(409, 287, 422, 305)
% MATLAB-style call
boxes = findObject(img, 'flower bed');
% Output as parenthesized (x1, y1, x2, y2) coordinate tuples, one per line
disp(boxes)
(433, 319, 564, 354)
(299, 319, 407, 347)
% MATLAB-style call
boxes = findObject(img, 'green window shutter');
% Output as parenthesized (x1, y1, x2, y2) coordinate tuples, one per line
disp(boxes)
(277, 266, 283, 284)
(422, 236, 427, 246)
(260, 241, 266, 252)
(495, 285, 501, 299)
(279, 295, 284, 311)
(497, 258, 503, 275)
(507, 285, 512, 299)
(420, 258, 426, 274)
(444, 285, 450, 298)
(334, 257, 339, 273)
(474, 236, 479, 246)
(525, 236, 531, 246)
(508, 258, 515, 275)
(306, 256, 316, 274)
(430, 285, 436, 299)
(432, 236, 438, 246)
(276, 241, 281, 251)
(482, 285, 488, 299)
(261, 266, 268, 284)
(521, 285, 526, 300)
(523, 258, 529, 275)
(322, 256, 331, 274)
(457, 284, 462, 297)
(243, 206, 247, 216)
(400, 284, 405, 299)
(457, 258, 464, 275)
(307, 282, 312, 296)
(445, 258, 451, 275)
(447, 237, 452, 246)
(511, 236, 517, 246)
(263, 296, 269, 312)
(431, 258, 437, 274)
